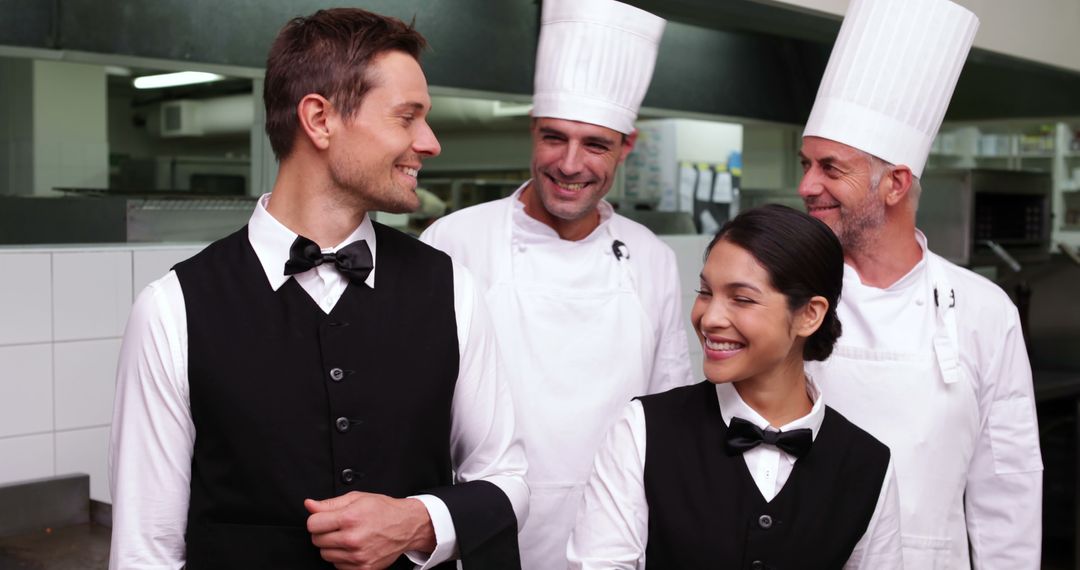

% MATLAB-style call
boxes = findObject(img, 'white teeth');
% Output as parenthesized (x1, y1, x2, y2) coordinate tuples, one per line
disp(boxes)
(705, 339, 743, 351)
(555, 181, 585, 191)
(401, 167, 418, 177)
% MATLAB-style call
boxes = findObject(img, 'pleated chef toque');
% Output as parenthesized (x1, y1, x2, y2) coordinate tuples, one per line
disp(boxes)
(532, 0, 665, 135)
(803, 0, 979, 178)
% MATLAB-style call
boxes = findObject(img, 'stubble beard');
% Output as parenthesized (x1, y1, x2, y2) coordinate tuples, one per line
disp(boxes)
(328, 162, 419, 215)
(837, 183, 886, 257)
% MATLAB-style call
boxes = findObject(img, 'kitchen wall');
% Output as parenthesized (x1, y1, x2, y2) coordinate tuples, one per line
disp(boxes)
(0, 244, 202, 502)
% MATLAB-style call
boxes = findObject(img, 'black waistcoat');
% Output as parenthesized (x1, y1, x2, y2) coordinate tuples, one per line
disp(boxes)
(174, 224, 459, 569)
(640, 381, 890, 570)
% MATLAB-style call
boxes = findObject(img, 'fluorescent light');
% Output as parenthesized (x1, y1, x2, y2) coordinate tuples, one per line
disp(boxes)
(105, 66, 131, 77)
(133, 71, 225, 89)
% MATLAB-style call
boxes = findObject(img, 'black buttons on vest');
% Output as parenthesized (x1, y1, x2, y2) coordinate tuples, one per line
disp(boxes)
(758, 514, 773, 529)
(341, 468, 355, 484)
(335, 417, 351, 433)
(329, 368, 345, 381)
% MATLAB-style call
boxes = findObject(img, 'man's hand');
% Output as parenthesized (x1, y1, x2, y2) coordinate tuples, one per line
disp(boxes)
(305, 491, 437, 570)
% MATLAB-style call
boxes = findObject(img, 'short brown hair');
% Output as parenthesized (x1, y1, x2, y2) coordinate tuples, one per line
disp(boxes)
(263, 8, 427, 160)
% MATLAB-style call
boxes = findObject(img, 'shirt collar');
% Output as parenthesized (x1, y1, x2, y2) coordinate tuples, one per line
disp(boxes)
(715, 373, 825, 442)
(247, 193, 377, 291)
(510, 181, 615, 244)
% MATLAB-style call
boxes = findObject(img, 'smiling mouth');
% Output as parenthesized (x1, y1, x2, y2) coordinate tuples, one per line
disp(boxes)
(547, 175, 589, 192)
(704, 338, 744, 351)
(398, 166, 419, 177)
(806, 204, 839, 214)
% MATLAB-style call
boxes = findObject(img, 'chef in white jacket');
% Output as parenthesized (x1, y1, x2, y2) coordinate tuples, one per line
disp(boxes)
(797, 0, 1043, 568)
(421, 0, 693, 567)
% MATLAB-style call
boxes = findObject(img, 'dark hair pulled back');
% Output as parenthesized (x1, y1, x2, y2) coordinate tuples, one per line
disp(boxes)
(705, 204, 844, 361)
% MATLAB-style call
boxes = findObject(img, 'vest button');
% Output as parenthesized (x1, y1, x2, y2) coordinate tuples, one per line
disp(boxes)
(341, 468, 355, 484)
(335, 417, 351, 433)
(758, 514, 773, 529)
(750, 561, 765, 570)
(329, 368, 345, 381)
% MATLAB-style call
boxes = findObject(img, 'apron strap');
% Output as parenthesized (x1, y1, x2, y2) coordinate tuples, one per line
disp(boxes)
(927, 254, 961, 385)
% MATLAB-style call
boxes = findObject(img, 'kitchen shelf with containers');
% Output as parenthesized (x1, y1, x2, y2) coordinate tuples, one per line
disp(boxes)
(930, 121, 1080, 235)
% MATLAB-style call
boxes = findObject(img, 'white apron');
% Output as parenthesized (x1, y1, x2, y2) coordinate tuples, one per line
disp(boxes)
(808, 254, 978, 569)
(488, 201, 656, 570)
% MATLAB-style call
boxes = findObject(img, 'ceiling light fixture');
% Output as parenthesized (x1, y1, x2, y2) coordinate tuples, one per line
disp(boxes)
(133, 71, 225, 89)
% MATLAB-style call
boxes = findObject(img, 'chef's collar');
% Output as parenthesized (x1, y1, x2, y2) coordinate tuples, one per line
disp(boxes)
(248, 193, 377, 290)
(715, 373, 825, 449)
(511, 182, 615, 244)
(842, 229, 929, 293)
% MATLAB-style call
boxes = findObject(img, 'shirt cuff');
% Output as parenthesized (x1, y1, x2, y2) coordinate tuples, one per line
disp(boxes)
(405, 494, 457, 568)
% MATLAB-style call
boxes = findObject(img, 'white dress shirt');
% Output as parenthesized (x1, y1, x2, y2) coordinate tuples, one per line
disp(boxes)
(567, 377, 903, 570)
(108, 194, 529, 569)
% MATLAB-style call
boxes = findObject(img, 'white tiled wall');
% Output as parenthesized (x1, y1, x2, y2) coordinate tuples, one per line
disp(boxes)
(0, 252, 52, 345)
(53, 251, 132, 341)
(56, 426, 111, 502)
(0, 344, 53, 438)
(54, 339, 121, 431)
(0, 244, 204, 503)
(0, 433, 54, 486)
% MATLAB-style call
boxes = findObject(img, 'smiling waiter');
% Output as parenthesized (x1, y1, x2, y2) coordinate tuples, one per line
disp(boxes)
(109, 8, 526, 569)
(420, 0, 693, 567)
(797, 0, 1043, 567)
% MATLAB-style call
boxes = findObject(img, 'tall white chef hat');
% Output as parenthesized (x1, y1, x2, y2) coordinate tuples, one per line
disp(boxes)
(532, 0, 665, 135)
(803, 0, 979, 178)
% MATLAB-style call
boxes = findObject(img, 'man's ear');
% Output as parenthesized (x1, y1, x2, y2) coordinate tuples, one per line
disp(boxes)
(297, 94, 333, 151)
(794, 296, 828, 339)
(618, 129, 639, 163)
(883, 165, 913, 207)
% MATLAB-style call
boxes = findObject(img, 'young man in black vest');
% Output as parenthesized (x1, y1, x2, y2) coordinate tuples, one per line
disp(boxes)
(108, 9, 527, 569)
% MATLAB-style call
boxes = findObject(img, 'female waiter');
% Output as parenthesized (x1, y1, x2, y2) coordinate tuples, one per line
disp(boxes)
(568, 205, 901, 569)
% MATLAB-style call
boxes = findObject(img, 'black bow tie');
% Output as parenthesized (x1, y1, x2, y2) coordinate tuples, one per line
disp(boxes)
(283, 235, 373, 285)
(725, 416, 813, 458)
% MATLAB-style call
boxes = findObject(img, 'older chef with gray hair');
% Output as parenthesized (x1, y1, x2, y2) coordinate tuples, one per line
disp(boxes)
(421, 0, 693, 568)
(797, 0, 1043, 567)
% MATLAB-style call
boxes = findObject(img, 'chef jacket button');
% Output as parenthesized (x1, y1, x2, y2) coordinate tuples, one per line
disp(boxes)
(340, 468, 355, 484)
(329, 367, 345, 381)
(335, 417, 351, 433)
(750, 561, 765, 570)
(758, 514, 773, 529)
(916, 298, 925, 306)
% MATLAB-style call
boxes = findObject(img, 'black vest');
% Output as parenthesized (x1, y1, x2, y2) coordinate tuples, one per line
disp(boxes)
(175, 224, 462, 569)
(640, 381, 890, 570)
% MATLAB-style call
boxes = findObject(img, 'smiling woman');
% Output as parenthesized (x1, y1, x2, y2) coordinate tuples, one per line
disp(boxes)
(568, 204, 904, 570)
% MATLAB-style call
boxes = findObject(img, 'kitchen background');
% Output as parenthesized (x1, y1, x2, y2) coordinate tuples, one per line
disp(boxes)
(1, 0, 1080, 567)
